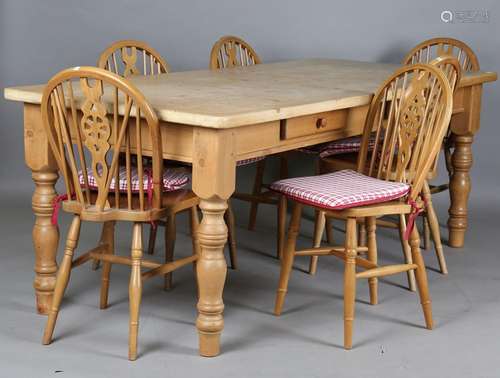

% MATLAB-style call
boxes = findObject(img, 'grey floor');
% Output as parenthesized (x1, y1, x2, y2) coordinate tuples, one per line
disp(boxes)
(1, 173, 499, 378)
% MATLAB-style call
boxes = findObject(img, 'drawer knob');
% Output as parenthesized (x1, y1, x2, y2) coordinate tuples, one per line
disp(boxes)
(316, 118, 327, 129)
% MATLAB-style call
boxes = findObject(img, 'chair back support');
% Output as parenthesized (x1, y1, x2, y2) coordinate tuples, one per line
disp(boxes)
(41, 67, 162, 215)
(209, 35, 261, 69)
(356, 64, 453, 200)
(98, 40, 169, 77)
(403, 37, 479, 72)
(429, 55, 461, 92)
(426, 55, 461, 175)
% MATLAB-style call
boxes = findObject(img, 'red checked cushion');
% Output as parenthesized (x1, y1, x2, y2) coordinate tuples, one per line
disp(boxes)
(236, 156, 266, 167)
(78, 166, 189, 193)
(270, 169, 410, 210)
(297, 143, 329, 155)
(319, 136, 378, 159)
(297, 136, 375, 158)
(182, 156, 265, 168)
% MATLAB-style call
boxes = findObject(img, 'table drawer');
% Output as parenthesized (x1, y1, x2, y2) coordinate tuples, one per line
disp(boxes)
(280, 109, 348, 140)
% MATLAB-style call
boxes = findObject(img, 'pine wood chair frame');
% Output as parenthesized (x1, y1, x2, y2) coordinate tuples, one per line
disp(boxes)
(209, 35, 289, 259)
(209, 35, 262, 69)
(403, 37, 479, 188)
(274, 63, 453, 349)
(39, 66, 199, 360)
(97, 40, 237, 275)
(311, 55, 461, 284)
(97, 39, 170, 77)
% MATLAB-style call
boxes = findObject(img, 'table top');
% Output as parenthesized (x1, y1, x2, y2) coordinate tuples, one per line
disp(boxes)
(4, 59, 497, 128)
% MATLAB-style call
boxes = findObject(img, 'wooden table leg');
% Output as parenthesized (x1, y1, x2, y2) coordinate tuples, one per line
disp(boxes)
(192, 128, 235, 357)
(31, 170, 60, 314)
(24, 104, 60, 314)
(447, 84, 483, 248)
(448, 134, 473, 248)
(196, 198, 228, 356)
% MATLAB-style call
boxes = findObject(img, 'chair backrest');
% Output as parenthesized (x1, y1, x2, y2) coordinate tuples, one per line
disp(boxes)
(209, 35, 261, 69)
(426, 55, 461, 174)
(429, 55, 461, 92)
(41, 66, 163, 216)
(356, 64, 453, 200)
(403, 37, 479, 72)
(98, 40, 169, 77)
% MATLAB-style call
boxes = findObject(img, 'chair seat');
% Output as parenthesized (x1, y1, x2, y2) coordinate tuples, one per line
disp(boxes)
(297, 136, 375, 159)
(319, 136, 379, 158)
(297, 143, 329, 155)
(78, 166, 190, 193)
(236, 156, 266, 167)
(270, 169, 410, 211)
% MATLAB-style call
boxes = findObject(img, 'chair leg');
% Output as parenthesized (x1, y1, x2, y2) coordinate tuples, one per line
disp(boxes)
(344, 217, 358, 350)
(99, 221, 116, 309)
(444, 133, 454, 178)
(164, 213, 176, 290)
(248, 159, 266, 231)
(398, 214, 417, 292)
(422, 181, 448, 274)
(146, 224, 158, 255)
(189, 206, 200, 298)
(358, 220, 367, 247)
(129, 223, 143, 361)
(409, 224, 433, 330)
(225, 201, 237, 269)
(277, 195, 287, 260)
(422, 216, 431, 250)
(92, 222, 109, 270)
(325, 216, 334, 244)
(366, 217, 378, 305)
(42, 216, 81, 345)
(309, 210, 325, 275)
(279, 152, 289, 179)
(189, 206, 201, 257)
(274, 203, 302, 316)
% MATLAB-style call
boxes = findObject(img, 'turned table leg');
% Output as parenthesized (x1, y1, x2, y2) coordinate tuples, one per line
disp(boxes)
(195, 199, 228, 357)
(24, 103, 61, 314)
(447, 83, 484, 248)
(448, 134, 473, 248)
(31, 169, 60, 315)
(192, 128, 235, 357)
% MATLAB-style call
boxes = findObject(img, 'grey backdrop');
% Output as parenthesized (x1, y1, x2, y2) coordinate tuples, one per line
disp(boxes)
(0, 2, 499, 376)
(0, 0, 498, 195)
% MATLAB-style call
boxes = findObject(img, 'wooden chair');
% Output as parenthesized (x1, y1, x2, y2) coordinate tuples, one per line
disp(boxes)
(402, 37, 479, 191)
(271, 63, 453, 349)
(98, 40, 237, 272)
(403, 37, 479, 71)
(40, 66, 200, 360)
(310, 55, 461, 281)
(210, 35, 289, 259)
(97, 39, 170, 77)
(210, 35, 262, 68)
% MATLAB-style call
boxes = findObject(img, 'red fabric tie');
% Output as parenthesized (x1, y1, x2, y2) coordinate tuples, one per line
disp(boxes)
(403, 199, 424, 240)
(51, 194, 69, 227)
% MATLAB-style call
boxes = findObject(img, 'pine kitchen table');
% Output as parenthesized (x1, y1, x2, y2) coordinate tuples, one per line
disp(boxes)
(3, 59, 497, 356)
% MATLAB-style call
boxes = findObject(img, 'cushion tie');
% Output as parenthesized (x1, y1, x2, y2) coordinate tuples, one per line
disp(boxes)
(403, 198, 424, 240)
(51, 193, 73, 227)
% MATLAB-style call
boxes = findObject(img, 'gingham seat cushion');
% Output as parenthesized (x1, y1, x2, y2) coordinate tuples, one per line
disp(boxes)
(298, 136, 376, 158)
(236, 156, 266, 167)
(270, 169, 410, 210)
(180, 156, 265, 168)
(297, 143, 329, 155)
(78, 166, 190, 192)
(319, 136, 365, 158)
